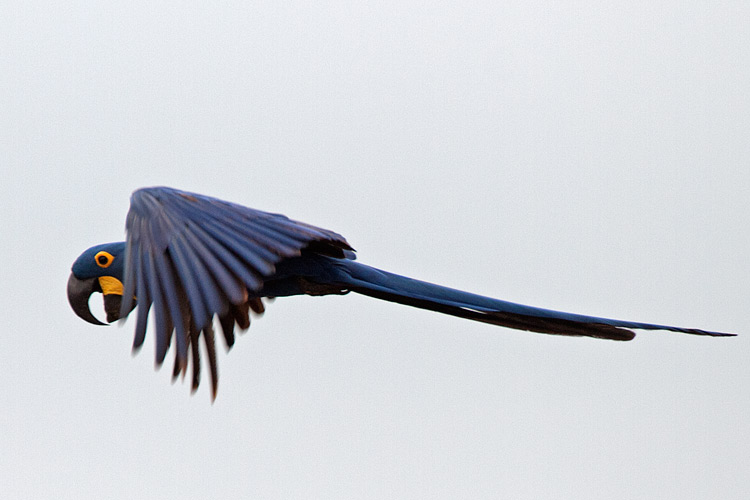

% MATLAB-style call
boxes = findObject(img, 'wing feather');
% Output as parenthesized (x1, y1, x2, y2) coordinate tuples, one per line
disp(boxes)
(132, 249, 150, 350)
(154, 251, 189, 365)
(168, 237, 211, 331)
(144, 251, 171, 365)
(188, 223, 266, 292)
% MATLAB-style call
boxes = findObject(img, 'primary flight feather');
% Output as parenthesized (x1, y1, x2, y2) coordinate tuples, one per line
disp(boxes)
(68, 187, 735, 398)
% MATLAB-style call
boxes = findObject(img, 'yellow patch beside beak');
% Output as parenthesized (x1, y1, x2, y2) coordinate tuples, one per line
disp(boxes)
(98, 276, 124, 296)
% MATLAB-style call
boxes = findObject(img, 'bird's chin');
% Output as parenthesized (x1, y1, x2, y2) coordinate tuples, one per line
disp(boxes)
(103, 294, 136, 323)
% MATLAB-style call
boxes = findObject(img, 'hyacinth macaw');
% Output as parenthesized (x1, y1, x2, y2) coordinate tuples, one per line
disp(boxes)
(68, 187, 735, 398)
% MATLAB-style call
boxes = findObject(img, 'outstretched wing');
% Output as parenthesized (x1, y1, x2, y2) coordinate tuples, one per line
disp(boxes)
(119, 186, 353, 397)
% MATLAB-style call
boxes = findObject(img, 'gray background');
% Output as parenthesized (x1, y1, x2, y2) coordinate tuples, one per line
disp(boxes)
(2, 1, 748, 499)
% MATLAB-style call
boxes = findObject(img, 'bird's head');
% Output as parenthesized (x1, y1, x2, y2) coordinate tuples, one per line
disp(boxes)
(67, 242, 135, 325)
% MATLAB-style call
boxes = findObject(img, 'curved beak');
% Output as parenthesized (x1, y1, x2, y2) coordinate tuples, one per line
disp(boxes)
(67, 272, 107, 325)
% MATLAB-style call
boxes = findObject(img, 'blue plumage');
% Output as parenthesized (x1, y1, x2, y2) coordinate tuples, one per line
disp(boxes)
(67, 187, 735, 398)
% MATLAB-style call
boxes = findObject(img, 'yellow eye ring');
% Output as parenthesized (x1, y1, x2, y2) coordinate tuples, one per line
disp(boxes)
(94, 251, 114, 268)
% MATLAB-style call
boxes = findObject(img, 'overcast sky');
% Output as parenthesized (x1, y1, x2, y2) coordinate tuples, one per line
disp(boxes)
(1, 1, 749, 499)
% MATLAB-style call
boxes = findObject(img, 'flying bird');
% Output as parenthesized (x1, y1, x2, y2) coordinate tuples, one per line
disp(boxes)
(68, 187, 735, 398)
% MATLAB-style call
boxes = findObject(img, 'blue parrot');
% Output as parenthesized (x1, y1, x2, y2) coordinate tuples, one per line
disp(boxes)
(68, 187, 735, 398)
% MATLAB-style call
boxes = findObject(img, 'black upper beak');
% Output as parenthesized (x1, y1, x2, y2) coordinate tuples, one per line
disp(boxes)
(67, 272, 107, 325)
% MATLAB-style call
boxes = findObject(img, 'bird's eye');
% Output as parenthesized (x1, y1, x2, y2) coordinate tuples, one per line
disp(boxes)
(95, 251, 114, 268)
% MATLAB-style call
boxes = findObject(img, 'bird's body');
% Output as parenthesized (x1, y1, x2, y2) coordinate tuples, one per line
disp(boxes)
(68, 187, 735, 398)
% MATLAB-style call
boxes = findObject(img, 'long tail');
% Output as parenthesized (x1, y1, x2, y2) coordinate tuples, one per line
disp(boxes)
(325, 258, 735, 341)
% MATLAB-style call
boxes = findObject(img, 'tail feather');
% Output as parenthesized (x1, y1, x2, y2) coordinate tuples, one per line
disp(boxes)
(329, 259, 735, 341)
